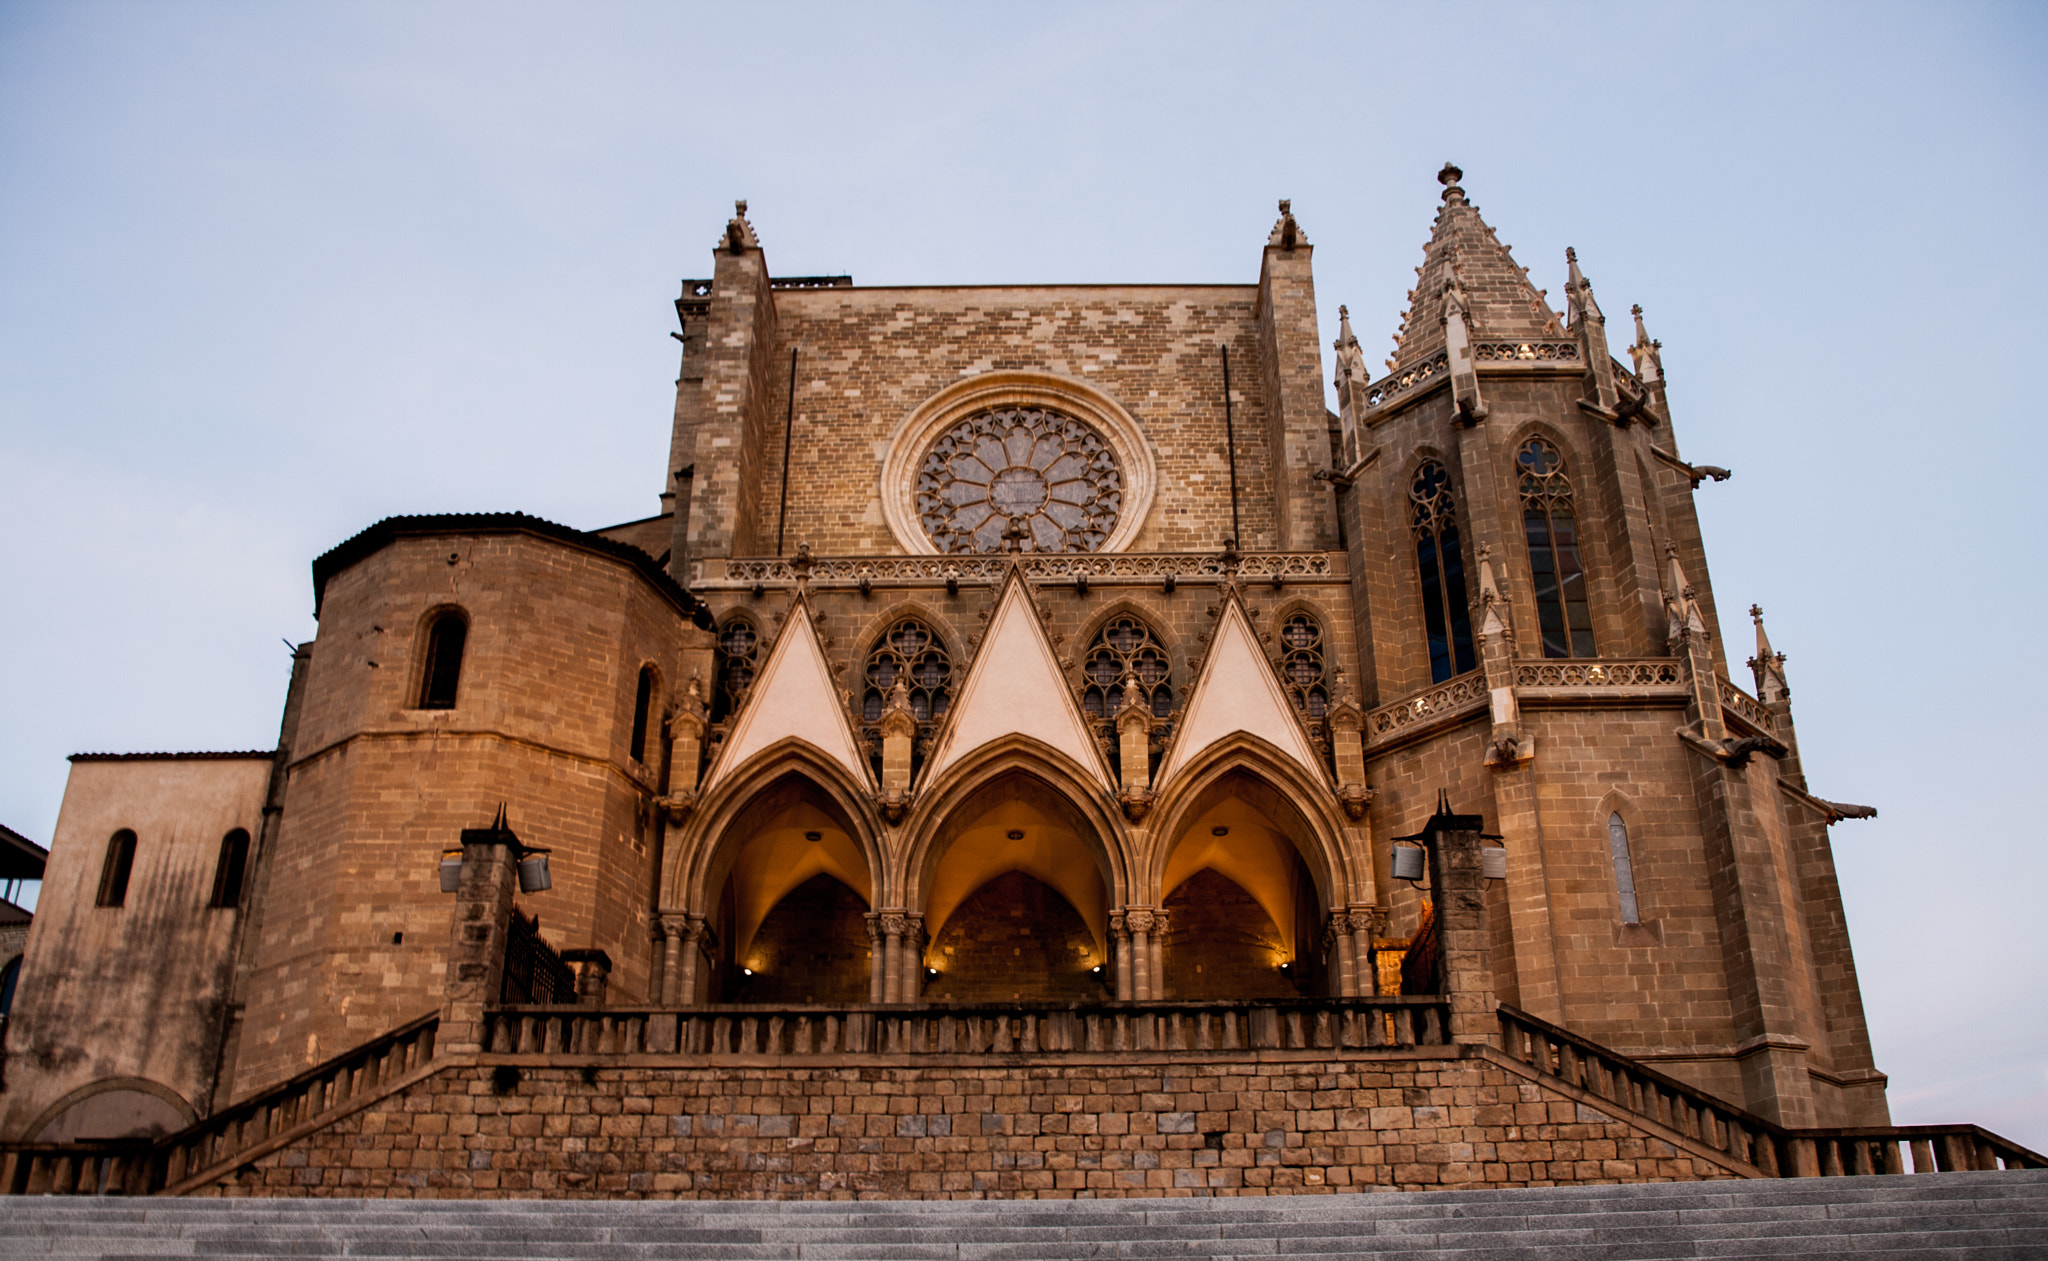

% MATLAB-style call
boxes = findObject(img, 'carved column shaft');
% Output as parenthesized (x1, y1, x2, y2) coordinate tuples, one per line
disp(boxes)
(864, 913, 886, 1004)
(897, 915, 924, 1003)
(1110, 913, 1133, 1002)
(1350, 912, 1378, 997)
(658, 914, 689, 1005)
(1327, 912, 1357, 997)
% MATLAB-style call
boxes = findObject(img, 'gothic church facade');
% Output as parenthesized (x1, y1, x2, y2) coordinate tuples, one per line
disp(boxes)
(1, 168, 1889, 1160)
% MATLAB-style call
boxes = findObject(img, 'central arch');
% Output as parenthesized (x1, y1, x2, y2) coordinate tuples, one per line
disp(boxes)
(903, 742, 1131, 1002)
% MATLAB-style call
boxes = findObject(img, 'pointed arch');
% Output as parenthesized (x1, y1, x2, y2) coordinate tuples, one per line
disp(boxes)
(1143, 734, 1361, 914)
(901, 736, 1132, 926)
(667, 738, 886, 916)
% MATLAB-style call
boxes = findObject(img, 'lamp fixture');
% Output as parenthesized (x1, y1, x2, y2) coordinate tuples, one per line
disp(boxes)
(1211, 826, 1229, 836)
(804, 831, 822, 843)
(1006, 829, 1025, 840)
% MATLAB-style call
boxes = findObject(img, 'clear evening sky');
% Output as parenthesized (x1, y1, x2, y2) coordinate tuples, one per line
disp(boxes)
(2, 2, 2043, 1149)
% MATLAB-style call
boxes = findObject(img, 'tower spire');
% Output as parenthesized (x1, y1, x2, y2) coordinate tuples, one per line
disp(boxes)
(1382, 164, 1562, 374)
(1332, 304, 1369, 466)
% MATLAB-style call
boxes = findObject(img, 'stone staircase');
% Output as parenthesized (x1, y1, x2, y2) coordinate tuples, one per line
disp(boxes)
(0, 1170, 2042, 1259)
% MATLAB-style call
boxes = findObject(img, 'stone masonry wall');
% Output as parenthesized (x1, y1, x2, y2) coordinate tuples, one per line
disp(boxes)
(753, 286, 1280, 560)
(200, 1051, 1743, 1199)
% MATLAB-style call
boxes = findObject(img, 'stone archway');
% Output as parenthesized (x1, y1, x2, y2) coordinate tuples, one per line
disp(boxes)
(1154, 767, 1338, 999)
(914, 768, 1117, 1003)
(692, 771, 875, 1005)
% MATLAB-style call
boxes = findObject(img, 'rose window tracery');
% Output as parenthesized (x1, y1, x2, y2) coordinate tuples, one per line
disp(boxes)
(915, 407, 1122, 553)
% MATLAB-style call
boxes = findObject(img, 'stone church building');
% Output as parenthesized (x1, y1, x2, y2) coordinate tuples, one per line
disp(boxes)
(2, 168, 1951, 1197)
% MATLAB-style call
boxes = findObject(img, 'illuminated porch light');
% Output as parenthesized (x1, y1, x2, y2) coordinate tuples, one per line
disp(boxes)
(741, 967, 754, 977)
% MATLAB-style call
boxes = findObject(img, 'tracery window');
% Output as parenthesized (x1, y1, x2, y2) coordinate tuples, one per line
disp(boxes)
(1410, 462, 1476, 682)
(1277, 614, 1329, 720)
(1608, 812, 1642, 924)
(1081, 617, 1174, 721)
(858, 619, 953, 779)
(712, 618, 759, 725)
(1517, 439, 1596, 659)
(417, 610, 467, 709)
(915, 406, 1122, 553)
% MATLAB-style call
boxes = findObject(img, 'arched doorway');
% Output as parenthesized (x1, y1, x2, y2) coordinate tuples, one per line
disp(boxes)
(1157, 769, 1335, 999)
(699, 772, 875, 1004)
(918, 770, 1115, 1002)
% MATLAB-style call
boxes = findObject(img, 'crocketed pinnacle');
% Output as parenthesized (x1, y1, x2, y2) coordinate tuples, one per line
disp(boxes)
(1385, 164, 1562, 371)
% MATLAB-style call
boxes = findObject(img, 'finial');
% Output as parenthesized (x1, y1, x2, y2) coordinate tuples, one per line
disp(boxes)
(735, 199, 747, 218)
(1278, 198, 1290, 216)
(1750, 603, 1763, 622)
(1438, 162, 1465, 204)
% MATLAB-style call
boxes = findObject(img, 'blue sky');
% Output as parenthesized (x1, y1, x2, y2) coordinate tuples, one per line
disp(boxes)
(2, 1, 2044, 1150)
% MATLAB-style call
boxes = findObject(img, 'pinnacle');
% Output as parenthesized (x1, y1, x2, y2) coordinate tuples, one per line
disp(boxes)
(1384, 164, 1562, 372)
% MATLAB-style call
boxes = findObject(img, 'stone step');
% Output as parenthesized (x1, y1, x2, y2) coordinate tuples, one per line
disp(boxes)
(0, 1172, 2039, 1261)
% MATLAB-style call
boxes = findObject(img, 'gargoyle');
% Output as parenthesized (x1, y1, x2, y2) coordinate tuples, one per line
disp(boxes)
(1720, 735, 1787, 768)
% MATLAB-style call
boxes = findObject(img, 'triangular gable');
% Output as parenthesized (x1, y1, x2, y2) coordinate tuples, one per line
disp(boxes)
(700, 599, 872, 795)
(1155, 597, 1326, 789)
(920, 571, 1114, 792)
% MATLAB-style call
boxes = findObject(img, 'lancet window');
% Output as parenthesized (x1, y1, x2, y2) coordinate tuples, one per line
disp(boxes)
(1277, 614, 1329, 720)
(712, 618, 759, 725)
(630, 666, 657, 764)
(1410, 462, 1476, 683)
(210, 828, 250, 909)
(1517, 439, 1597, 659)
(1608, 812, 1642, 924)
(859, 619, 953, 778)
(97, 829, 136, 909)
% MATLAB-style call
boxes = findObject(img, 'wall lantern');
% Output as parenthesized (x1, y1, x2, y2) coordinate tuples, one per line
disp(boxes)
(438, 849, 464, 893)
(517, 850, 553, 893)
(1481, 841, 1509, 882)
(1390, 840, 1427, 884)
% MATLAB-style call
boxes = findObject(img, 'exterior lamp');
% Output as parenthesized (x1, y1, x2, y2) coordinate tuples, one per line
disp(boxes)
(1481, 840, 1509, 882)
(1390, 840, 1427, 884)
(438, 849, 464, 893)
(517, 850, 553, 893)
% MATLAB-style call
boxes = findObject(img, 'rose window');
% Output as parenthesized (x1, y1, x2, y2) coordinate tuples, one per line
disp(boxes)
(915, 407, 1122, 553)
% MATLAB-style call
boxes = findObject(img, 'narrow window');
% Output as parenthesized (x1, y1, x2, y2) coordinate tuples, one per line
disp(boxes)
(712, 618, 760, 725)
(1082, 616, 1173, 721)
(1410, 462, 1476, 682)
(1608, 812, 1641, 924)
(858, 619, 954, 780)
(96, 829, 136, 908)
(1278, 614, 1329, 719)
(210, 828, 251, 909)
(630, 666, 656, 763)
(1518, 439, 1596, 659)
(418, 611, 468, 709)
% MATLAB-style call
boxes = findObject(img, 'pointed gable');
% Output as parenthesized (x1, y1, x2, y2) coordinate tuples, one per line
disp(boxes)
(1387, 163, 1562, 372)
(920, 573, 1113, 792)
(700, 599, 872, 794)
(1155, 598, 1325, 790)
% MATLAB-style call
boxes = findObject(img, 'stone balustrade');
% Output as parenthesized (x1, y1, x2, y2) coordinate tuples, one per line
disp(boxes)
(483, 996, 1452, 1060)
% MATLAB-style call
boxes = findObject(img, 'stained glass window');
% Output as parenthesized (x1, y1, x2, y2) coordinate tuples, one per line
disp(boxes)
(1410, 462, 1476, 682)
(916, 407, 1123, 553)
(1518, 439, 1596, 659)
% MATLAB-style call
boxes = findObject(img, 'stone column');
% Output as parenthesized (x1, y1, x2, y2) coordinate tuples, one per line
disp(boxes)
(1125, 910, 1154, 1000)
(897, 914, 925, 1004)
(659, 913, 689, 1005)
(674, 916, 709, 1006)
(440, 819, 524, 1055)
(879, 913, 906, 1003)
(1326, 912, 1357, 997)
(865, 913, 887, 1003)
(1110, 913, 1132, 1002)
(1421, 805, 1498, 1047)
(1351, 908, 1380, 996)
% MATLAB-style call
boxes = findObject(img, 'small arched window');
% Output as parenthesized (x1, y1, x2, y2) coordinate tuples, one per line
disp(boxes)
(712, 618, 759, 725)
(1518, 439, 1596, 659)
(630, 666, 657, 764)
(1410, 462, 1476, 682)
(1082, 616, 1173, 721)
(859, 619, 953, 779)
(210, 828, 251, 909)
(1608, 812, 1641, 924)
(1278, 614, 1328, 720)
(96, 829, 136, 908)
(418, 611, 468, 709)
